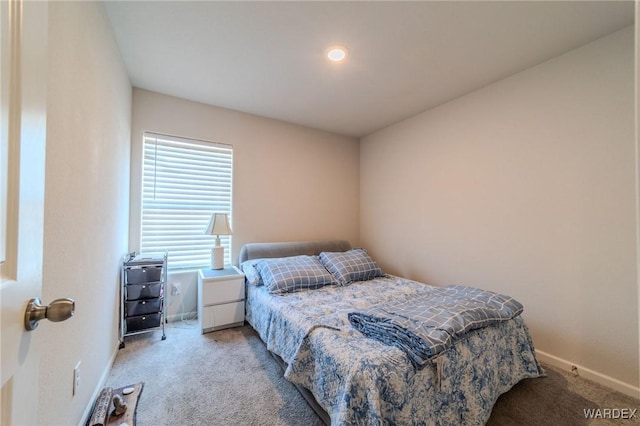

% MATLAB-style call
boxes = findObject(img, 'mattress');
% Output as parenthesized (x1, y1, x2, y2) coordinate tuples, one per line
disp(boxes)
(245, 274, 544, 425)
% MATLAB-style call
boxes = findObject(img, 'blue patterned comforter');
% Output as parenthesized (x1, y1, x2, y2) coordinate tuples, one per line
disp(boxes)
(245, 276, 543, 426)
(348, 285, 524, 369)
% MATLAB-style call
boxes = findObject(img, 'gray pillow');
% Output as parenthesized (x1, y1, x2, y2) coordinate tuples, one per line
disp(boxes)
(254, 255, 337, 294)
(240, 259, 263, 286)
(319, 248, 384, 285)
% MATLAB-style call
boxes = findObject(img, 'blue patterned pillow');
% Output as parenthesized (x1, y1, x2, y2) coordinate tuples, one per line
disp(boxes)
(241, 256, 302, 286)
(319, 248, 384, 285)
(254, 255, 337, 294)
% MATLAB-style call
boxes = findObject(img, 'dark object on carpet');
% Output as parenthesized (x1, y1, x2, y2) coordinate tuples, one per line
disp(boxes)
(88, 387, 112, 426)
(112, 394, 127, 416)
(106, 383, 143, 426)
(88, 383, 143, 426)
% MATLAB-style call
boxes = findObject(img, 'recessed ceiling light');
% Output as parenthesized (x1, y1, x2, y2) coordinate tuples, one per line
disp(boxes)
(327, 46, 348, 62)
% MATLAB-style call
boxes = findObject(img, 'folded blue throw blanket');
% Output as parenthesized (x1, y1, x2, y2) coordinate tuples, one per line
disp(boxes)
(348, 285, 524, 369)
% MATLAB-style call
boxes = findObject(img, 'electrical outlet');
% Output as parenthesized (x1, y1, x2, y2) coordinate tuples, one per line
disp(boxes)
(171, 282, 182, 295)
(73, 361, 81, 396)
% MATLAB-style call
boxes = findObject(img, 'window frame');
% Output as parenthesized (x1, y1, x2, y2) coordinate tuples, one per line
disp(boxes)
(139, 131, 233, 271)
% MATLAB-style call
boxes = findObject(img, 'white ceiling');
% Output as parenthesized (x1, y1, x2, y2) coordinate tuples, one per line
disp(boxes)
(104, 1, 634, 138)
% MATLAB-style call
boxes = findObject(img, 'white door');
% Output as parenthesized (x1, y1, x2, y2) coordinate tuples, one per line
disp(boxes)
(1, 1, 49, 424)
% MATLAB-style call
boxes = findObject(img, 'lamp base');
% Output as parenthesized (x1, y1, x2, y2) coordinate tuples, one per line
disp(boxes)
(211, 246, 224, 270)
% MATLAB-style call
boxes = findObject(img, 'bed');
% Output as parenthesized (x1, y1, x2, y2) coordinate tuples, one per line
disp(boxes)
(239, 240, 544, 425)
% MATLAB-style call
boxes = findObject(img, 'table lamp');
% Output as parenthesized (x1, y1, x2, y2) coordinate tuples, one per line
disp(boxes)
(204, 213, 232, 269)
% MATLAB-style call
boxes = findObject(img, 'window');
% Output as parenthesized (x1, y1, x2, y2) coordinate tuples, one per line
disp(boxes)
(141, 132, 233, 270)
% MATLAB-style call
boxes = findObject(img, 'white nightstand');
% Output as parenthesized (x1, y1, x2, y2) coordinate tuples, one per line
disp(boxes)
(197, 266, 245, 334)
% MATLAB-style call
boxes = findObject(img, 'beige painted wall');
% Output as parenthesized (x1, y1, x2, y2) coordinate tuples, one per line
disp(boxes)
(361, 27, 638, 391)
(129, 89, 360, 318)
(38, 2, 131, 425)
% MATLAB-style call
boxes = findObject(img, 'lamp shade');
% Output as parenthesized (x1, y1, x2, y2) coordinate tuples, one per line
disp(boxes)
(204, 213, 232, 236)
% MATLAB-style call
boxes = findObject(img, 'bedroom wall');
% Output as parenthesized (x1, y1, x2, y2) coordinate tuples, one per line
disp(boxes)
(360, 26, 639, 394)
(38, 2, 131, 425)
(129, 88, 360, 319)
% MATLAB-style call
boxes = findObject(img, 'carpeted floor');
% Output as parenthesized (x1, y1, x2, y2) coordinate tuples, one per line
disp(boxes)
(106, 322, 638, 426)
(106, 322, 322, 426)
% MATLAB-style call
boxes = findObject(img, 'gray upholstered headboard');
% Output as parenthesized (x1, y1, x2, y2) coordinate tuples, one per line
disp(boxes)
(238, 240, 352, 264)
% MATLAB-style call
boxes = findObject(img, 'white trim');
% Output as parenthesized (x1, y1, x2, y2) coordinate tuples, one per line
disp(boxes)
(78, 345, 119, 426)
(536, 350, 640, 399)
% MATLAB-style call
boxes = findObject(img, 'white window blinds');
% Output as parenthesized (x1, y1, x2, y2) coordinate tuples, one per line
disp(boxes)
(141, 132, 233, 270)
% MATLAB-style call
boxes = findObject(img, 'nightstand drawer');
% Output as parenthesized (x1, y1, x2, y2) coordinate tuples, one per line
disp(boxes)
(202, 302, 244, 332)
(202, 277, 244, 305)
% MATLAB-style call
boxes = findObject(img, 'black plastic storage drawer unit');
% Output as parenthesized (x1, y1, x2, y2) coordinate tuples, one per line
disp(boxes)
(120, 251, 167, 348)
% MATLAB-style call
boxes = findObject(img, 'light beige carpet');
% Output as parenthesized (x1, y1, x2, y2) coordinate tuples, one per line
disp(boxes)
(106, 323, 323, 426)
(106, 322, 638, 425)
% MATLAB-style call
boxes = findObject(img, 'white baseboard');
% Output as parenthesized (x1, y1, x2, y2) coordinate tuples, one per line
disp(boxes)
(77, 344, 119, 426)
(536, 350, 639, 399)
